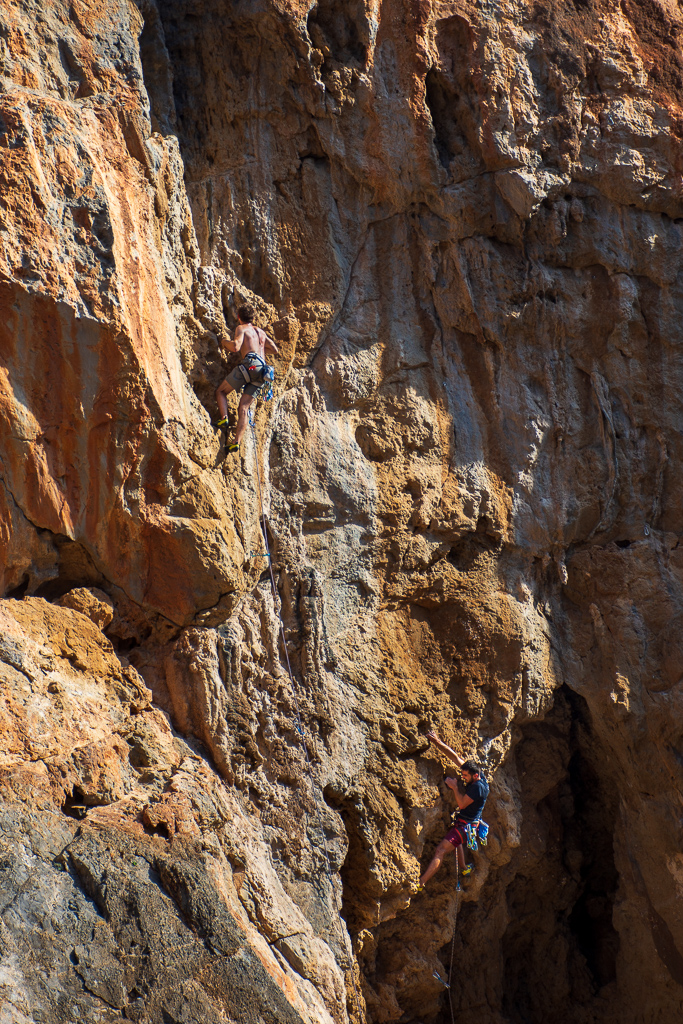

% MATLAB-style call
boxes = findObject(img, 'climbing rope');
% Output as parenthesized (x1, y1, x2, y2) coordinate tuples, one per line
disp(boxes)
(447, 858, 460, 1024)
(431, 858, 461, 1022)
(247, 409, 366, 1024)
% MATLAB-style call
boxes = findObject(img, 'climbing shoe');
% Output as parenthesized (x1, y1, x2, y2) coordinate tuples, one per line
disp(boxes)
(412, 883, 425, 895)
(215, 416, 229, 428)
(461, 864, 474, 878)
(226, 441, 240, 453)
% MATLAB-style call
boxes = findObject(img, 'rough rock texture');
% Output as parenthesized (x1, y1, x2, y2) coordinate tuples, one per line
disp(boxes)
(0, 598, 341, 1024)
(2, 1, 683, 1023)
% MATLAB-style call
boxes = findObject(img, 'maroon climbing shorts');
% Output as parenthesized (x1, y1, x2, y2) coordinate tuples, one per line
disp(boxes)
(444, 824, 466, 848)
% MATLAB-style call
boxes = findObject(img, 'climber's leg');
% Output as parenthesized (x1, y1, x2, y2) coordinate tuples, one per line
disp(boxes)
(215, 379, 234, 424)
(420, 839, 455, 887)
(419, 823, 469, 888)
(234, 391, 255, 445)
(453, 834, 474, 876)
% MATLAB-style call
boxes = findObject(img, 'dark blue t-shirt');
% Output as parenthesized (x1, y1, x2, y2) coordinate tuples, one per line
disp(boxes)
(457, 775, 489, 822)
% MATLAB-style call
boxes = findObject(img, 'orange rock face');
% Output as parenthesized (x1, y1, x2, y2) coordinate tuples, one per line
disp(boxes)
(2, 1, 683, 1023)
(0, 0, 259, 624)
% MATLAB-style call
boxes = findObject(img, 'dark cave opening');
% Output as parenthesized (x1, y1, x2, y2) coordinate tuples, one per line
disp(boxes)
(323, 785, 375, 935)
(31, 536, 105, 601)
(61, 792, 89, 820)
(6, 573, 30, 599)
(565, 747, 620, 990)
(424, 16, 484, 180)
(501, 686, 620, 1023)
(307, 1, 368, 68)
(425, 68, 460, 171)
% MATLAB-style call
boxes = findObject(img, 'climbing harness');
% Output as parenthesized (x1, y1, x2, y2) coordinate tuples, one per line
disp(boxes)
(454, 817, 489, 852)
(237, 352, 275, 401)
(247, 407, 365, 1024)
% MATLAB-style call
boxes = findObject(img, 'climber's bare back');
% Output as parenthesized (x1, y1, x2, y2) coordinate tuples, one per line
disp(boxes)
(234, 322, 267, 360)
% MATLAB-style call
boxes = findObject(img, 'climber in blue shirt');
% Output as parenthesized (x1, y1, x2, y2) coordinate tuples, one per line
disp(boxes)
(416, 730, 489, 890)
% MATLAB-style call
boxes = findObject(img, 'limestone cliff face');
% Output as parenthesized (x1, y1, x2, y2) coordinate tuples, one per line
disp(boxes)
(1, 2, 683, 1023)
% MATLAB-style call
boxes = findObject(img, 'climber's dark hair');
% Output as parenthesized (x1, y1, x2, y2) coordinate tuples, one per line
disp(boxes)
(461, 759, 480, 776)
(237, 303, 255, 323)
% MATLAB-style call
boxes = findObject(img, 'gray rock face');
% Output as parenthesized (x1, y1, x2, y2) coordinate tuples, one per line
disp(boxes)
(0, 598, 341, 1024)
(0, 809, 312, 1024)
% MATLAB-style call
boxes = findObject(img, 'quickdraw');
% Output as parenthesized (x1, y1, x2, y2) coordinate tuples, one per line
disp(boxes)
(261, 363, 274, 402)
(464, 819, 489, 852)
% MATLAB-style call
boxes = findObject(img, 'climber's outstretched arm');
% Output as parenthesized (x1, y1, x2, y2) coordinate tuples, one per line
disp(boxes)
(264, 332, 279, 355)
(426, 730, 464, 768)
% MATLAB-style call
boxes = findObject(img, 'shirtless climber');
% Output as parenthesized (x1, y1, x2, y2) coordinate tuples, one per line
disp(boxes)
(215, 304, 279, 453)
(416, 730, 489, 890)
